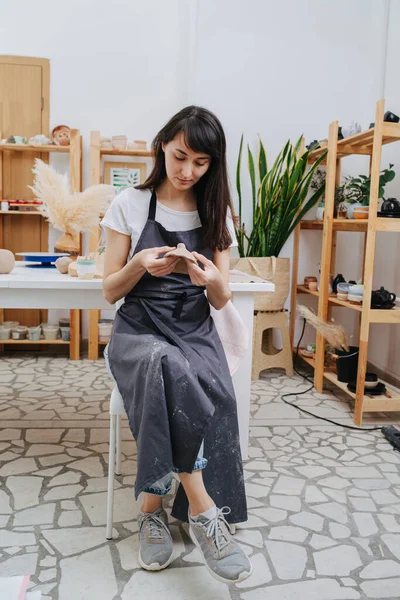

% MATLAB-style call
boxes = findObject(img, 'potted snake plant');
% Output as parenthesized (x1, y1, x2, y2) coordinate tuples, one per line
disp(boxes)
(233, 135, 326, 310)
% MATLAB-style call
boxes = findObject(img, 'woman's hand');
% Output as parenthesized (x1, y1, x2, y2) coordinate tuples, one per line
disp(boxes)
(138, 246, 180, 277)
(186, 252, 224, 287)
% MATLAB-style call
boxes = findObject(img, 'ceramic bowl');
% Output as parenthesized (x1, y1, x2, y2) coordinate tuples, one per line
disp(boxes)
(349, 284, 364, 296)
(364, 373, 379, 389)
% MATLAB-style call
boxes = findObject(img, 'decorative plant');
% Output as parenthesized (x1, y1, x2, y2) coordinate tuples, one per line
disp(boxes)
(345, 164, 395, 206)
(30, 159, 115, 254)
(235, 136, 327, 257)
(310, 168, 347, 211)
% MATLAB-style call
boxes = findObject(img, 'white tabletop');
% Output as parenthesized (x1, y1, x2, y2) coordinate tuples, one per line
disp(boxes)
(0, 263, 274, 293)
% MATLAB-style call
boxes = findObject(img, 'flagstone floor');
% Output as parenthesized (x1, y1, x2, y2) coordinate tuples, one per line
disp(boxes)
(1, 354, 400, 599)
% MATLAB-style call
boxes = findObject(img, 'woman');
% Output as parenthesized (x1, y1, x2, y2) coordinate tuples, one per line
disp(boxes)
(101, 105, 252, 584)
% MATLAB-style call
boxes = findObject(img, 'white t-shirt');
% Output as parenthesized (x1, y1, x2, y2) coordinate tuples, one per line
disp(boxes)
(100, 187, 238, 260)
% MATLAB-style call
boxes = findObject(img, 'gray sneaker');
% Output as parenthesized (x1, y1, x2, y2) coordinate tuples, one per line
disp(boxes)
(188, 506, 252, 584)
(137, 507, 174, 571)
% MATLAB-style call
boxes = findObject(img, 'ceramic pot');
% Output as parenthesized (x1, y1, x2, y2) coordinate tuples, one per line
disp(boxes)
(60, 326, 70, 341)
(316, 205, 324, 221)
(76, 259, 96, 280)
(0, 326, 12, 340)
(11, 326, 28, 340)
(346, 202, 363, 219)
(28, 326, 41, 341)
(42, 324, 59, 341)
(353, 206, 369, 220)
(98, 322, 113, 343)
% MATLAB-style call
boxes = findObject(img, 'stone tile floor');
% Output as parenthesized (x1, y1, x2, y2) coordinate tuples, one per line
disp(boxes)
(1, 355, 400, 599)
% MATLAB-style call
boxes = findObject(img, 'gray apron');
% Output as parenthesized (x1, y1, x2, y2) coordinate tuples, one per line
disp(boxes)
(107, 189, 247, 524)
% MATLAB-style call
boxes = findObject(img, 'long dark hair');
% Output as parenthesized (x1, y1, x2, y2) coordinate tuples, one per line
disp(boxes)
(136, 105, 235, 251)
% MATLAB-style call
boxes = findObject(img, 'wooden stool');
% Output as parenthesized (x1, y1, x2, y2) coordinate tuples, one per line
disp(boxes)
(252, 309, 294, 379)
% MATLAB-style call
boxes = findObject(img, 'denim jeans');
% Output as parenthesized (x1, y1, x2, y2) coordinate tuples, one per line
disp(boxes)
(104, 343, 208, 497)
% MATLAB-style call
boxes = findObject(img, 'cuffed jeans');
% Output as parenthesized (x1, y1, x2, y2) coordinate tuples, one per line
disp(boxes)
(104, 343, 208, 497)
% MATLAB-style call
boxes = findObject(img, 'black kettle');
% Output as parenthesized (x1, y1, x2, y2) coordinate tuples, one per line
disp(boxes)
(381, 198, 400, 213)
(371, 286, 396, 307)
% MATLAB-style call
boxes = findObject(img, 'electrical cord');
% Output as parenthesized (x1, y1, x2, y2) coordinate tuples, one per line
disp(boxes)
(279, 318, 382, 432)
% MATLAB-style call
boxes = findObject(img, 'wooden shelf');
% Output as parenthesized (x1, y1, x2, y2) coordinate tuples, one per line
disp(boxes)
(0, 339, 69, 344)
(297, 285, 400, 321)
(0, 143, 70, 153)
(301, 219, 369, 231)
(291, 100, 400, 426)
(296, 349, 400, 410)
(0, 128, 82, 360)
(376, 218, 400, 232)
(0, 210, 42, 215)
(301, 218, 400, 232)
(308, 122, 400, 163)
(99, 148, 153, 157)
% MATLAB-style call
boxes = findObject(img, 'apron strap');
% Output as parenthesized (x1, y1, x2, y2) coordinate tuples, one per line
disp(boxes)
(148, 190, 157, 221)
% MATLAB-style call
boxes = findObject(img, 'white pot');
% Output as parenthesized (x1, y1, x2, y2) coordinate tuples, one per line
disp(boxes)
(316, 206, 325, 221)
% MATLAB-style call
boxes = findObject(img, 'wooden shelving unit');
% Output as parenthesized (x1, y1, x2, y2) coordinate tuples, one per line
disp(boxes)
(87, 130, 152, 359)
(0, 130, 83, 359)
(291, 99, 400, 425)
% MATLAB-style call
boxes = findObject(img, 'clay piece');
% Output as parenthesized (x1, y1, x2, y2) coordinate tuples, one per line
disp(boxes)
(0, 249, 15, 274)
(67, 261, 78, 277)
(164, 243, 196, 263)
(55, 256, 72, 274)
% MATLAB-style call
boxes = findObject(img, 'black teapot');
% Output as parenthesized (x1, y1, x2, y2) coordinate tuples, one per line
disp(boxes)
(381, 197, 400, 213)
(371, 286, 396, 308)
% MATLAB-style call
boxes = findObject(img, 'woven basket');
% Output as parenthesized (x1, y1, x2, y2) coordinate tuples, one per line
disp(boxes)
(230, 256, 290, 311)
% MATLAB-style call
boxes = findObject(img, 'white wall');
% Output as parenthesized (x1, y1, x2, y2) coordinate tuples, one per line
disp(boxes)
(0, 0, 399, 377)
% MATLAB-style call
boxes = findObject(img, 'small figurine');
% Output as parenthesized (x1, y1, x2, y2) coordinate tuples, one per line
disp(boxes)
(51, 125, 71, 146)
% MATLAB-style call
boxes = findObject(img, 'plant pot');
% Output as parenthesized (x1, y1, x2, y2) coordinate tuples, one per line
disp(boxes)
(335, 346, 359, 383)
(230, 256, 290, 311)
(316, 205, 324, 221)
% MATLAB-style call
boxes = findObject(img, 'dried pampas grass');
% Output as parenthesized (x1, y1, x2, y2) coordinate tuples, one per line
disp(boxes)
(297, 305, 349, 352)
(30, 159, 115, 236)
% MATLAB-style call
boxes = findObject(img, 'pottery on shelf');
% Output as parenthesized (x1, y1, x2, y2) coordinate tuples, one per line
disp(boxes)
(28, 326, 41, 341)
(381, 198, 400, 213)
(353, 206, 369, 220)
(0, 248, 15, 274)
(342, 121, 362, 138)
(111, 135, 127, 150)
(346, 202, 363, 219)
(316, 204, 324, 221)
(51, 125, 71, 146)
(384, 111, 400, 123)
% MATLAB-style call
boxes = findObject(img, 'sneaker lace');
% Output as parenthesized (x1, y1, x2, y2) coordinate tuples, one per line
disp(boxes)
(204, 506, 232, 555)
(141, 513, 169, 539)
